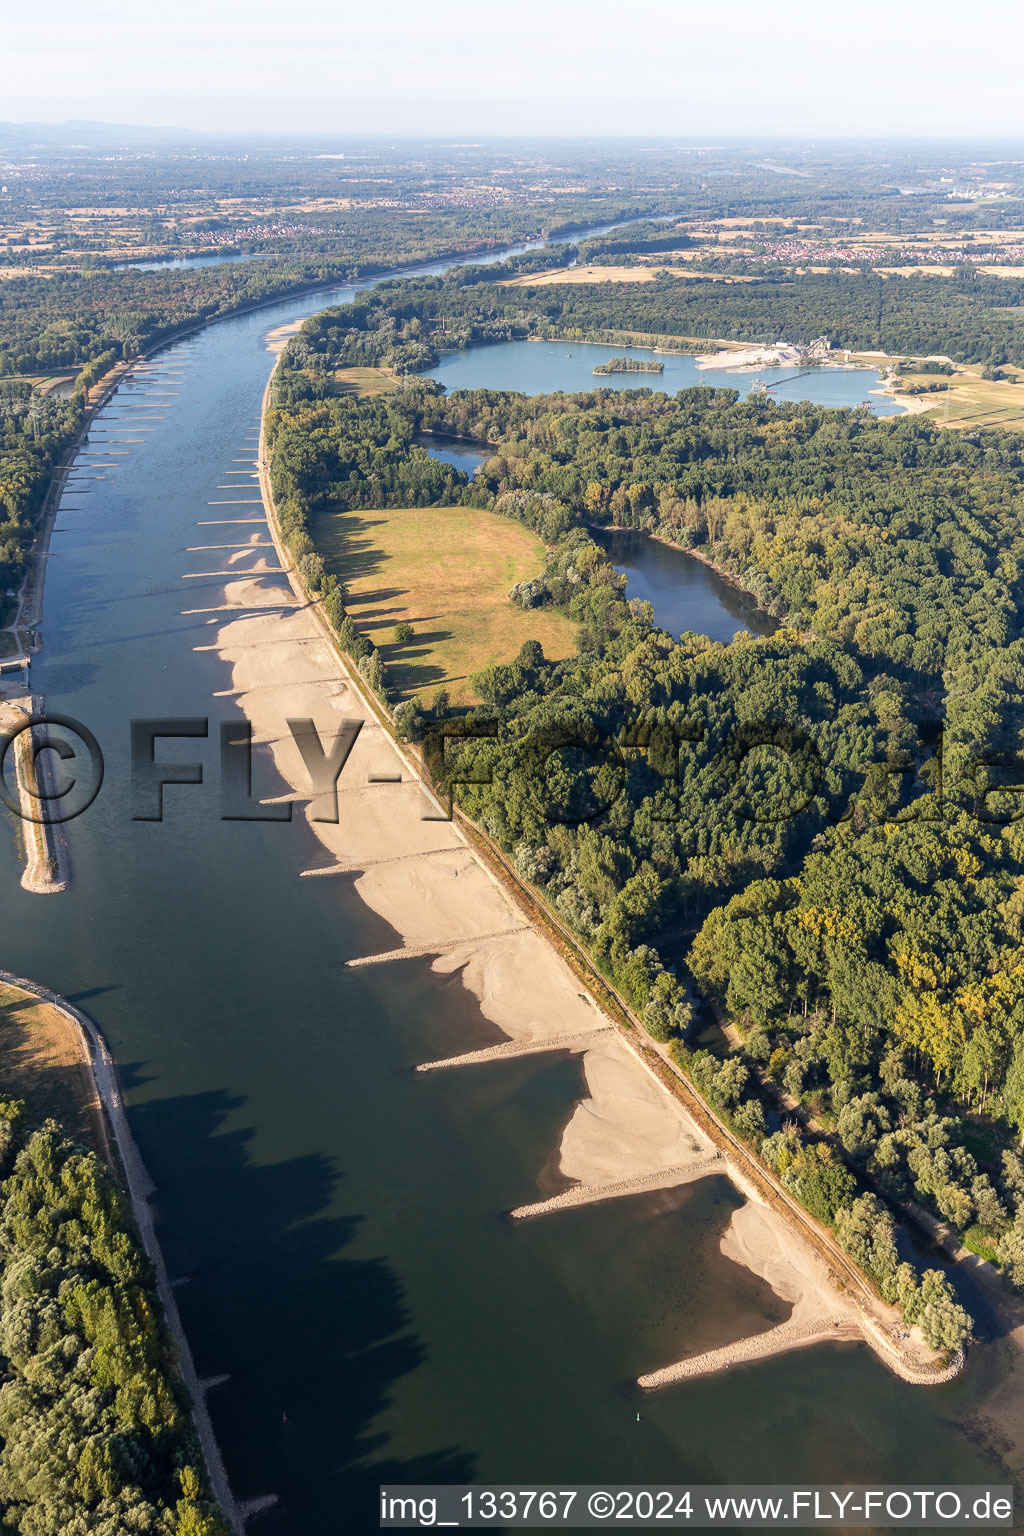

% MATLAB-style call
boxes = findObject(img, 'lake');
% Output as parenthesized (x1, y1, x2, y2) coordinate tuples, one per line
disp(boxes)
(416, 332, 901, 640)
(416, 431, 488, 475)
(425, 337, 903, 412)
(114, 251, 274, 271)
(594, 529, 777, 643)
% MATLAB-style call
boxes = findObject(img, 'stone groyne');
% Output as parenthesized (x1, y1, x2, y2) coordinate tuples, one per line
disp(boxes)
(638, 1318, 858, 1387)
(1, 696, 70, 894)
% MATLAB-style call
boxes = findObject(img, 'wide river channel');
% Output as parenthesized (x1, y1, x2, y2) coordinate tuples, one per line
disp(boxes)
(0, 243, 1012, 1532)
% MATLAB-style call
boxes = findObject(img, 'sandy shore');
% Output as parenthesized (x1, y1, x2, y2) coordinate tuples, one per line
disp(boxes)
(217, 561, 723, 1191)
(697, 343, 803, 372)
(639, 1200, 862, 1386)
(217, 582, 709, 1189)
(638, 1193, 960, 1388)
(265, 320, 306, 356)
(886, 392, 935, 416)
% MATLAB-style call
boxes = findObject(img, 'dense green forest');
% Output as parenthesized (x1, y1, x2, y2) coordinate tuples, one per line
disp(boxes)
(284, 259, 1024, 372)
(527, 269, 1024, 368)
(0, 384, 82, 625)
(0, 261, 353, 374)
(0, 1096, 225, 1535)
(266, 294, 1024, 1346)
(576, 224, 695, 260)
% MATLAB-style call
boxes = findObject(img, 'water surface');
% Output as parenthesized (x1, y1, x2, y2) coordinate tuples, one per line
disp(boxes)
(426, 338, 902, 413)
(595, 529, 776, 643)
(115, 251, 275, 271)
(416, 432, 487, 475)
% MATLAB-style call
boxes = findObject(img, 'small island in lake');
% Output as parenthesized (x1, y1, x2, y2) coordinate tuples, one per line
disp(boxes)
(593, 355, 664, 374)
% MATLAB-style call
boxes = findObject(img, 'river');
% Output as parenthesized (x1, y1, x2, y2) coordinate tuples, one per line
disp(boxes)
(0, 244, 1011, 1532)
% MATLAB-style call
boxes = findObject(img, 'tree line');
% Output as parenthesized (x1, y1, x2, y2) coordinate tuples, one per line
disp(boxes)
(0, 386, 83, 625)
(0, 1094, 226, 1534)
(284, 258, 1024, 373)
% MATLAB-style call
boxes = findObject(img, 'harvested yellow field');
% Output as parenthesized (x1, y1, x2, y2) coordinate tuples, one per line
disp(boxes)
(875, 265, 956, 277)
(0, 984, 109, 1157)
(895, 366, 1024, 431)
(334, 365, 398, 397)
(504, 264, 665, 286)
(503, 264, 753, 287)
(316, 504, 576, 703)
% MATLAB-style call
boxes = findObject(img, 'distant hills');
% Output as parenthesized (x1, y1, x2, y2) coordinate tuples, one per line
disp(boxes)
(0, 118, 209, 149)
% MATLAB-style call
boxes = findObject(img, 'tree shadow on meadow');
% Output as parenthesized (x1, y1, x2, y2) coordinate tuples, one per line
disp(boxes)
(121, 1068, 475, 1533)
(351, 590, 415, 623)
(389, 657, 452, 697)
(315, 513, 388, 587)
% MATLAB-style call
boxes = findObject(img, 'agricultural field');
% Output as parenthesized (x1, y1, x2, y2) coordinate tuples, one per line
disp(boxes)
(0, 371, 74, 393)
(315, 503, 576, 703)
(333, 364, 398, 396)
(895, 362, 1024, 430)
(0, 983, 108, 1156)
(504, 262, 755, 287)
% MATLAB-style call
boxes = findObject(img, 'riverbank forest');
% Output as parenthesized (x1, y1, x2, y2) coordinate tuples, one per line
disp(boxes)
(282, 255, 1024, 376)
(0, 384, 81, 632)
(0, 1080, 226, 1535)
(0, 219, 631, 378)
(266, 280, 1024, 1348)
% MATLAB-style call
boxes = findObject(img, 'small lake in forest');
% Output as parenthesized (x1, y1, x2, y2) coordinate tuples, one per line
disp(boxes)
(415, 437, 777, 643)
(417, 432, 488, 475)
(594, 528, 776, 643)
(114, 251, 274, 270)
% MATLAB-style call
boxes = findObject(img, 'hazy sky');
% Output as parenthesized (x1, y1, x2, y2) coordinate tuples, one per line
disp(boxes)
(5, 0, 1024, 139)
